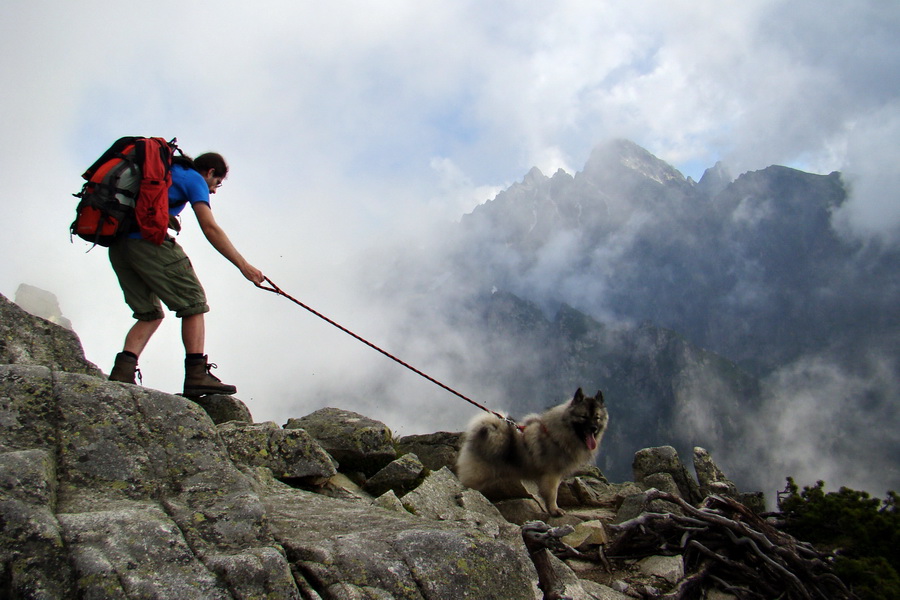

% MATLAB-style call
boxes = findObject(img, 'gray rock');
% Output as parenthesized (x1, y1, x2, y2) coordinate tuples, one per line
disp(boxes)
(363, 452, 426, 497)
(641, 472, 683, 498)
(560, 477, 640, 509)
(261, 477, 541, 599)
(531, 548, 593, 600)
(189, 393, 253, 424)
(373, 489, 405, 512)
(0, 365, 58, 453)
(396, 431, 462, 472)
(0, 362, 543, 599)
(401, 467, 511, 532)
(633, 446, 702, 504)
(464, 476, 532, 503)
(693, 447, 738, 498)
(14, 283, 73, 329)
(614, 493, 646, 523)
(0, 293, 101, 377)
(0, 293, 776, 599)
(316, 473, 371, 501)
(218, 421, 338, 482)
(0, 448, 74, 598)
(637, 554, 685, 585)
(614, 489, 683, 523)
(285, 407, 396, 476)
(0, 365, 301, 598)
(494, 497, 547, 525)
(580, 579, 634, 599)
(57, 502, 232, 599)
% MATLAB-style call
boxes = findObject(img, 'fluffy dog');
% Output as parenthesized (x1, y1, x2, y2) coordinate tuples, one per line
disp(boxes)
(456, 388, 608, 516)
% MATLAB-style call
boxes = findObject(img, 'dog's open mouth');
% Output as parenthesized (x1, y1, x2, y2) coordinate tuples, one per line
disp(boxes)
(585, 434, 597, 451)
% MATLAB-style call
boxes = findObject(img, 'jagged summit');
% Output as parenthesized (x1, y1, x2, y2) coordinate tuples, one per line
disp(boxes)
(697, 160, 733, 197)
(580, 138, 689, 187)
(462, 139, 703, 253)
(14, 284, 73, 330)
(522, 165, 547, 186)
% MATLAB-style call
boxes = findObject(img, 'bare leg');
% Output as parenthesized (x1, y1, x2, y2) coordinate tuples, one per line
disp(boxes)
(122, 319, 163, 357)
(182, 313, 205, 355)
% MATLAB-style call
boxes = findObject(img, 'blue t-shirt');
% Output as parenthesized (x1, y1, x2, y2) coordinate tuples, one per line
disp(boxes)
(168, 164, 211, 216)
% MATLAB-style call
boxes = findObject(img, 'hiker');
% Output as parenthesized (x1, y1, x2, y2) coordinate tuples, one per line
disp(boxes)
(107, 151, 265, 396)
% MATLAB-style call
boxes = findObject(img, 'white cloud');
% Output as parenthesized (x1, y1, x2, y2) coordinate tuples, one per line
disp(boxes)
(744, 352, 900, 497)
(833, 105, 900, 242)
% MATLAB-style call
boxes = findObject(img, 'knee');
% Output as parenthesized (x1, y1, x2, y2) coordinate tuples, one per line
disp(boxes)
(136, 317, 164, 329)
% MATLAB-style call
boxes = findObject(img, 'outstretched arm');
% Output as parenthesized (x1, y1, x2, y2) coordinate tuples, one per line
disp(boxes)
(191, 202, 265, 285)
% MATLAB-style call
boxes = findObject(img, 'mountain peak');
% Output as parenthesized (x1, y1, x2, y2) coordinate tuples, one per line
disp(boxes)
(582, 139, 687, 186)
(697, 161, 733, 197)
(522, 166, 547, 186)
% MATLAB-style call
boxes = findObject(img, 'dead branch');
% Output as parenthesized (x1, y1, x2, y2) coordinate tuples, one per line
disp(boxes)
(658, 560, 711, 600)
(522, 521, 587, 560)
(600, 489, 857, 600)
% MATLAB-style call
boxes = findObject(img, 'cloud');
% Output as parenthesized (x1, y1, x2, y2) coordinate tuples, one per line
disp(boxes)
(832, 105, 900, 242)
(743, 351, 900, 498)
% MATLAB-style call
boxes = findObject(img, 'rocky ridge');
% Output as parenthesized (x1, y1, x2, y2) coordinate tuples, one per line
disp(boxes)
(0, 292, 848, 599)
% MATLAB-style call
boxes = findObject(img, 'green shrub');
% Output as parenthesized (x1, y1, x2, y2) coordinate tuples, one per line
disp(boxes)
(779, 478, 900, 600)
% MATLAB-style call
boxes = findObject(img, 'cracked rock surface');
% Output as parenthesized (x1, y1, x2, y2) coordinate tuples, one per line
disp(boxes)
(0, 363, 541, 599)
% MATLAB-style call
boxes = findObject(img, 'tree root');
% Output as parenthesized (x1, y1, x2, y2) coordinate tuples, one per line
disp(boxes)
(600, 490, 857, 600)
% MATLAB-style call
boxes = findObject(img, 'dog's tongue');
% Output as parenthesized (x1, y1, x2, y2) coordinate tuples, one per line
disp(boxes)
(585, 435, 597, 451)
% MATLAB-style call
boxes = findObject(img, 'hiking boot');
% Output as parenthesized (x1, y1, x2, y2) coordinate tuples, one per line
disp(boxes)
(183, 355, 237, 396)
(109, 352, 140, 385)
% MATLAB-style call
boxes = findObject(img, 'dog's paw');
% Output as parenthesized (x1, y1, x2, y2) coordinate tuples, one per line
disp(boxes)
(548, 507, 566, 517)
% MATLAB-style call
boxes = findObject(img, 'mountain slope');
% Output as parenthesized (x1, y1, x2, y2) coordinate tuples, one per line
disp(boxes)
(342, 139, 899, 496)
(469, 291, 762, 483)
(455, 139, 899, 377)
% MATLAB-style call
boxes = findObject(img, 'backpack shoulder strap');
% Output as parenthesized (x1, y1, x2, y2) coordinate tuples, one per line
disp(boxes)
(131, 137, 178, 245)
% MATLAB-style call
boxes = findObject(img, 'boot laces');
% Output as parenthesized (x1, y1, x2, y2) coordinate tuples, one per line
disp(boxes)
(205, 362, 224, 382)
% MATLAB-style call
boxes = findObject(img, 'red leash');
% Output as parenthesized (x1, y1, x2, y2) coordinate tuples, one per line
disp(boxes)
(256, 277, 512, 423)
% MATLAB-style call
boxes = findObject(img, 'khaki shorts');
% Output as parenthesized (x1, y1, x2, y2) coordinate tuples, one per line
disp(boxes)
(109, 238, 210, 320)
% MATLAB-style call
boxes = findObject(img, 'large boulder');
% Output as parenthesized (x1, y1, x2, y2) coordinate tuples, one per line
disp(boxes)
(190, 393, 254, 424)
(363, 452, 427, 497)
(0, 364, 297, 598)
(217, 420, 337, 483)
(262, 471, 540, 599)
(693, 446, 738, 498)
(632, 445, 702, 504)
(396, 431, 462, 472)
(0, 293, 101, 377)
(0, 364, 544, 599)
(285, 407, 397, 476)
(14, 284, 73, 330)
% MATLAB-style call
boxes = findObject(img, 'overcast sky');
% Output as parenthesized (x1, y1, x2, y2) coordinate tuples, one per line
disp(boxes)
(2, 1, 899, 491)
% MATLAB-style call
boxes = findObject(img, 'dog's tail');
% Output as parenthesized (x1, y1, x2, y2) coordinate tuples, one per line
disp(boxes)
(460, 413, 520, 462)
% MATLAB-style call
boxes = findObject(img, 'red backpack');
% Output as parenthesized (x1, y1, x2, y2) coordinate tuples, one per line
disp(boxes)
(70, 137, 178, 247)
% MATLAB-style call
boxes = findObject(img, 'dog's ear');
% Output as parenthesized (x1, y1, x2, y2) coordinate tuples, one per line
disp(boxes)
(596, 390, 605, 405)
(573, 388, 585, 402)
